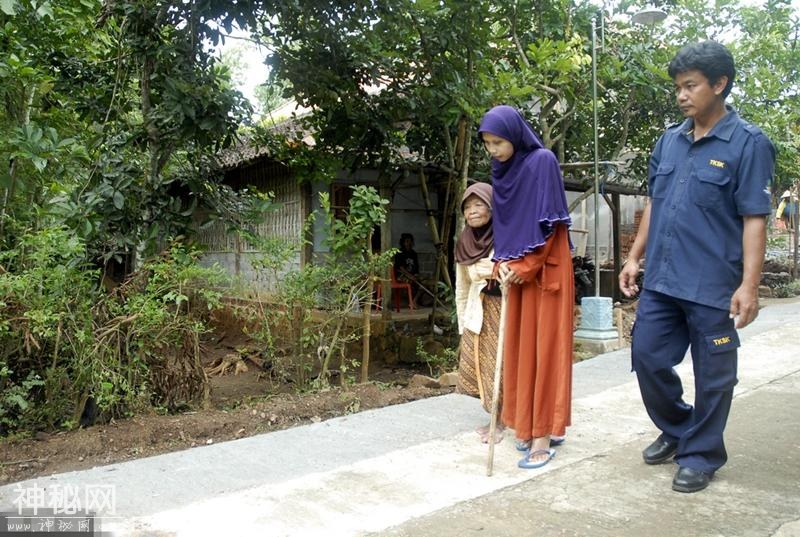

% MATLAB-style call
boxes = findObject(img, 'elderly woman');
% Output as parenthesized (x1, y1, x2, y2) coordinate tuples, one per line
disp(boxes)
(454, 182, 504, 444)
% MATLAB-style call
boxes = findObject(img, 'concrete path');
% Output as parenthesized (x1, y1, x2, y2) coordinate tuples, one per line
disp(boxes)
(1, 299, 799, 537)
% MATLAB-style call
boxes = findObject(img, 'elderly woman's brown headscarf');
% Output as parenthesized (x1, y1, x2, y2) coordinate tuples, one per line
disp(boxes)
(454, 182, 493, 265)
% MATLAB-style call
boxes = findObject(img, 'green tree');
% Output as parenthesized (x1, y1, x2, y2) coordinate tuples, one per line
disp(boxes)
(731, 0, 800, 193)
(1, 0, 271, 275)
(0, 0, 99, 239)
(253, 75, 292, 120)
(78, 0, 255, 271)
(255, 0, 671, 246)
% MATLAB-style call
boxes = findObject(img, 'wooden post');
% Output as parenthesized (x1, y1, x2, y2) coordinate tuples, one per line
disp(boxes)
(794, 183, 799, 280)
(380, 176, 393, 318)
(612, 192, 622, 301)
(361, 232, 373, 383)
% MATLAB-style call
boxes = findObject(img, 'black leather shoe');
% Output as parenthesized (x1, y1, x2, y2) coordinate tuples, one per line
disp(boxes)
(672, 466, 713, 493)
(642, 437, 678, 465)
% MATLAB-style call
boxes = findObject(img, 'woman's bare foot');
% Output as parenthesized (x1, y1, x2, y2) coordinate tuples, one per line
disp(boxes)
(476, 423, 505, 444)
(524, 436, 552, 464)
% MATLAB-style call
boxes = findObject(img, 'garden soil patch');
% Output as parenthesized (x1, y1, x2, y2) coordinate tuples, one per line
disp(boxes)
(0, 371, 449, 486)
(0, 328, 450, 486)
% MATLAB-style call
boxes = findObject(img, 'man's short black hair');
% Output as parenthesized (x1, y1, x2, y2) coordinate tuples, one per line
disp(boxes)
(668, 41, 736, 98)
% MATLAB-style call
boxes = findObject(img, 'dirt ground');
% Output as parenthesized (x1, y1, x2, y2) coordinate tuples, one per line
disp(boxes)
(0, 364, 449, 486)
(0, 309, 452, 487)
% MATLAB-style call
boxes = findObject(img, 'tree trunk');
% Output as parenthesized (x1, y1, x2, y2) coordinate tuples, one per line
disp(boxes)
(418, 167, 451, 288)
(379, 175, 392, 319)
(455, 116, 472, 238)
(321, 315, 344, 383)
(0, 86, 36, 238)
(141, 56, 162, 186)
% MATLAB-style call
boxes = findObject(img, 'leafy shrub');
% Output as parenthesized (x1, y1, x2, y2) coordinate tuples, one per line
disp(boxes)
(0, 227, 98, 432)
(238, 185, 393, 391)
(95, 242, 228, 414)
(772, 279, 800, 298)
(415, 337, 458, 378)
(0, 228, 227, 435)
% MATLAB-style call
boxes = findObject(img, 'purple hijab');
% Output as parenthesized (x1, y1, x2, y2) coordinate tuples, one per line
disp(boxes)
(478, 105, 572, 261)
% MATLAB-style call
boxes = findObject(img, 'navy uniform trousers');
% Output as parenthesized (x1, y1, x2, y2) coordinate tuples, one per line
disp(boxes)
(632, 289, 740, 474)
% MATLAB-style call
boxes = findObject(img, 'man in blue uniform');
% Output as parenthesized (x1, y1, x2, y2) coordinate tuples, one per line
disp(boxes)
(619, 41, 774, 493)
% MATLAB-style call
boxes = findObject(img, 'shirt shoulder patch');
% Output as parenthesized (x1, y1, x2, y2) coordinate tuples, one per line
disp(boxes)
(665, 121, 684, 133)
(741, 123, 764, 137)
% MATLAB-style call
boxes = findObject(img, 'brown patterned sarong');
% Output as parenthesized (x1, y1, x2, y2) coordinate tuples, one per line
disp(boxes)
(456, 293, 502, 413)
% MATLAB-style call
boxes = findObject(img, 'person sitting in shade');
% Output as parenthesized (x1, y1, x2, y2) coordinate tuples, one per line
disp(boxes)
(393, 233, 419, 283)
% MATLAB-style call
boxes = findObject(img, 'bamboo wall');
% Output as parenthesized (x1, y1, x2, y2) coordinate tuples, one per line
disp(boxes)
(196, 159, 306, 294)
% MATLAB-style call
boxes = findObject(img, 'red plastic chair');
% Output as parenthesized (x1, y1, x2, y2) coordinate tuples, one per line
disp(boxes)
(374, 267, 416, 312)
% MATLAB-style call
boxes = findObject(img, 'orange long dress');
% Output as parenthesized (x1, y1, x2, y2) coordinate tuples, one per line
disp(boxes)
(500, 224, 574, 440)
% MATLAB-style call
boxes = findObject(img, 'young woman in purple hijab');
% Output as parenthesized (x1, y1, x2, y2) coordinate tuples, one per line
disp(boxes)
(478, 105, 575, 469)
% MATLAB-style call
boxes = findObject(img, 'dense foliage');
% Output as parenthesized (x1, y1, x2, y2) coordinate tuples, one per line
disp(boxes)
(255, 0, 799, 192)
(0, 0, 262, 270)
(0, 0, 797, 433)
(0, 1, 266, 433)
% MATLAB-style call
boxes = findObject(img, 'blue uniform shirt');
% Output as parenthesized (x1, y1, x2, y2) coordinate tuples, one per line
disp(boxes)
(644, 107, 775, 310)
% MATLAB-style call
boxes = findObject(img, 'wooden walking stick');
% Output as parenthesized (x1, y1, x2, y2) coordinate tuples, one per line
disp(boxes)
(486, 281, 509, 476)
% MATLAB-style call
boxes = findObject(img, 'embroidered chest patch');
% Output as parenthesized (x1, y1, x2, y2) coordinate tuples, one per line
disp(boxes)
(709, 159, 726, 169)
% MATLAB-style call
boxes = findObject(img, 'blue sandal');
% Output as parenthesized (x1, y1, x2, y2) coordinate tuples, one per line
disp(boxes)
(515, 439, 532, 452)
(518, 448, 556, 469)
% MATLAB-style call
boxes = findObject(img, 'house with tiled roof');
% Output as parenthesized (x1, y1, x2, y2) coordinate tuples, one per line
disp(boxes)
(196, 122, 454, 298)
(198, 114, 649, 301)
